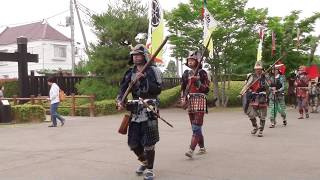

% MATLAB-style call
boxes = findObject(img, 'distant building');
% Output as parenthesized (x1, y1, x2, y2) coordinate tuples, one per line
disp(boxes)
(0, 21, 72, 78)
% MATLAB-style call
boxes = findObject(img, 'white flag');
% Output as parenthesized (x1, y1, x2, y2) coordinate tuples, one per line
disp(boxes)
(203, 7, 217, 58)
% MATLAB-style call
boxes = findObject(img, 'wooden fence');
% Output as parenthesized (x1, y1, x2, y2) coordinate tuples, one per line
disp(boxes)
(27, 72, 181, 96)
(3, 94, 96, 117)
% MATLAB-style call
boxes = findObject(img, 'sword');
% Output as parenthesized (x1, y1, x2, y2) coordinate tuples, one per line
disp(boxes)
(138, 98, 174, 128)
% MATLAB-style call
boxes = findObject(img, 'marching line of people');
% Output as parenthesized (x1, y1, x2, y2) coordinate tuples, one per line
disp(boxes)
(115, 45, 319, 180)
(240, 61, 319, 138)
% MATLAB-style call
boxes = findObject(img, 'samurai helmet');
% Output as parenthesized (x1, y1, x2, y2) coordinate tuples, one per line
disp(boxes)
(298, 65, 307, 74)
(254, 61, 263, 70)
(129, 44, 150, 65)
(185, 51, 201, 68)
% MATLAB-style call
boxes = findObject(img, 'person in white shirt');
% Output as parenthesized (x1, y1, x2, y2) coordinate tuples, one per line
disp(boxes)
(47, 77, 65, 127)
(0, 85, 4, 98)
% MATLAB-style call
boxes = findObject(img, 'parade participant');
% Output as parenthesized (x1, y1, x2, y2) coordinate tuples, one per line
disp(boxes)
(240, 61, 268, 137)
(294, 66, 310, 119)
(116, 44, 162, 180)
(268, 64, 287, 128)
(287, 72, 297, 107)
(317, 81, 320, 110)
(309, 79, 318, 113)
(0, 85, 4, 98)
(181, 51, 210, 158)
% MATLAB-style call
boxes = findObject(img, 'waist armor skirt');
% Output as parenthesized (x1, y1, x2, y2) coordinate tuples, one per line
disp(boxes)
(188, 93, 207, 113)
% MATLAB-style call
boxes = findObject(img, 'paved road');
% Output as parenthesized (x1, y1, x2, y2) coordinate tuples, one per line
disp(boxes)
(0, 108, 319, 180)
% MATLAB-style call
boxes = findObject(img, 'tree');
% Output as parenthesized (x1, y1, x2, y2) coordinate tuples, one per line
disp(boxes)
(88, 0, 148, 80)
(166, 0, 267, 106)
(163, 60, 178, 78)
(77, 0, 148, 100)
(75, 60, 89, 75)
(263, 11, 320, 74)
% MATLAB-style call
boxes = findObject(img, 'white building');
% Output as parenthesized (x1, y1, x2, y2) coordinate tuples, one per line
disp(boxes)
(0, 21, 73, 78)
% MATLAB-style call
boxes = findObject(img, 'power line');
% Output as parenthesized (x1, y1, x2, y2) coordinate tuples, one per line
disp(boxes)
(76, 1, 98, 15)
(45, 9, 70, 20)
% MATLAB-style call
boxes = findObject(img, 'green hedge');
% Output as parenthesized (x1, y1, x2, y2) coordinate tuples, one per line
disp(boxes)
(75, 86, 181, 116)
(207, 81, 243, 107)
(218, 74, 247, 81)
(159, 86, 181, 108)
(1, 81, 19, 98)
(76, 78, 119, 101)
(11, 105, 46, 123)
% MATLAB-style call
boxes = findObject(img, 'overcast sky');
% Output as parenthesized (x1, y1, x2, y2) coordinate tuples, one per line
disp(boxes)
(0, 0, 319, 53)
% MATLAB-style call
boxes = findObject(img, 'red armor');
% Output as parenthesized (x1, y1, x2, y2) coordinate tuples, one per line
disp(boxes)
(295, 76, 309, 98)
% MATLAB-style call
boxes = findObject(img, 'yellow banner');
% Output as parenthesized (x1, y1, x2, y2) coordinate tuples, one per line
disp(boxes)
(203, 7, 217, 58)
(146, 0, 164, 63)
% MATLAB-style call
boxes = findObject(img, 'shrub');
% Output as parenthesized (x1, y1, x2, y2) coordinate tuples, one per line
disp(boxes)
(11, 105, 46, 123)
(75, 86, 182, 116)
(1, 81, 19, 98)
(159, 86, 181, 108)
(207, 81, 243, 107)
(76, 78, 119, 101)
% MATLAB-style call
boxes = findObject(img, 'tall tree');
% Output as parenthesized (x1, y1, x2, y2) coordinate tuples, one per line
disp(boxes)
(263, 11, 320, 74)
(166, 0, 267, 106)
(88, 0, 148, 80)
(77, 0, 148, 100)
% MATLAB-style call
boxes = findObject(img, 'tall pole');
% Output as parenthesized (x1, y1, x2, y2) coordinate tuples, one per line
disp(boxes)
(73, 0, 89, 53)
(70, 0, 76, 76)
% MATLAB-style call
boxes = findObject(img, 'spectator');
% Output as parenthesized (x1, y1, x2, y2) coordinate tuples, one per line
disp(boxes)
(47, 77, 65, 127)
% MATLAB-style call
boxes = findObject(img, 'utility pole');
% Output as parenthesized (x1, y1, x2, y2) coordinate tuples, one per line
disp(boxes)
(70, 0, 76, 76)
(74, 0, 89, 53)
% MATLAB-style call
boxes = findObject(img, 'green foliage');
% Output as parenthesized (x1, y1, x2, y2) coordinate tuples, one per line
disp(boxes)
(95, 99, 118, 116)
(75, 86, 182, 116)
(227, 74, 247, 81)
(11, 105, 46, 123)
(57, 107, 71, 116)
(166, 0, 320, 106)
(76, 78, 119, 101)
(166, 0, 267, 73)
(163, 60, 178, 78)
(165, 2, 203, 60)
(263, 11, 320, 74)
(75, 60, 90, 75)
(1, 81, 19, 98)
(166, 0, 268, 106)
(207, 81, 243, 107)
(88, 0, 148, 82)
(159, 86, 181, 108)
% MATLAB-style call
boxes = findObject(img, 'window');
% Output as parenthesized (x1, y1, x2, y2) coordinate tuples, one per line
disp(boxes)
(54, 45, 67, 58)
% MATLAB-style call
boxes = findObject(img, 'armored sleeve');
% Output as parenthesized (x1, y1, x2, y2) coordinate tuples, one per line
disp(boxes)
(181, 70, 189, 96)
(198, 69, 210, 94)
(116, 68, 133, 102)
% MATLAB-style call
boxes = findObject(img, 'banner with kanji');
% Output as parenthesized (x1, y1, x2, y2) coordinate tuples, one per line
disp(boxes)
(203, 4, 217, 58)
(146, 0, 164, 63)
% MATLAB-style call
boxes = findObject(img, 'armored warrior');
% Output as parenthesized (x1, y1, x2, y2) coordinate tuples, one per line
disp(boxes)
(116, 44, 162, 180)
(268, 64, 287, 128)
(309, 79, 319, 113)
(287, 73, 297, 107)
(294, 66, 310, 119)
(240, 61, 268, 137)
(181, 51, 210, 158)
